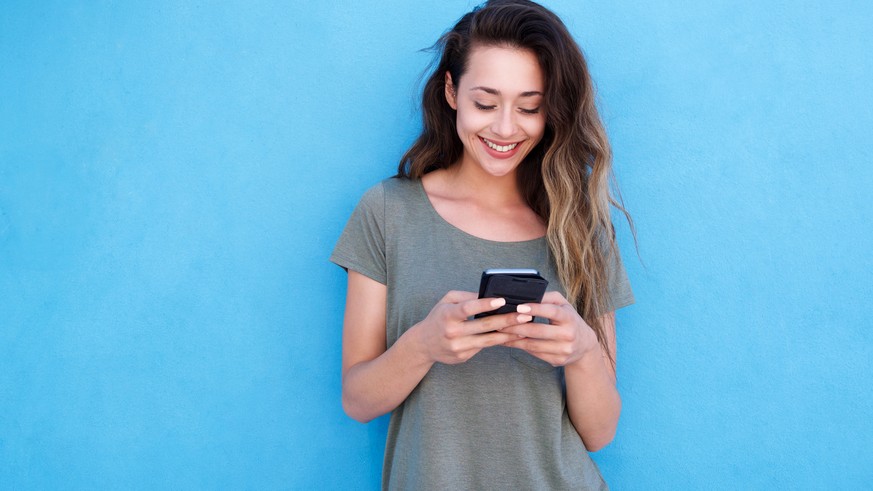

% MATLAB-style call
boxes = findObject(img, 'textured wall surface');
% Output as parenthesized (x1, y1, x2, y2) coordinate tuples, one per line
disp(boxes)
(1, 1, 871, 489)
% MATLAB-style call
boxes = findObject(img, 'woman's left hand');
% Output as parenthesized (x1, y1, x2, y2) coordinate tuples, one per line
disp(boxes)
(499, 291, 600, 367)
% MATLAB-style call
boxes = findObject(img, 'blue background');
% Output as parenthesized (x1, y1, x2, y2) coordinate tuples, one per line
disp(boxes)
(2, 1, 871, 489)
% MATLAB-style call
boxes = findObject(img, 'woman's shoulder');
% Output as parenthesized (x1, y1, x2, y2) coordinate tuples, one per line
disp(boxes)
(358, 176, 421, 208)
(381, 175, 420, 196)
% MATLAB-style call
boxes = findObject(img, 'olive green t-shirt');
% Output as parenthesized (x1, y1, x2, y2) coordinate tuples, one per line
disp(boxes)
(331, 177, 634, 491)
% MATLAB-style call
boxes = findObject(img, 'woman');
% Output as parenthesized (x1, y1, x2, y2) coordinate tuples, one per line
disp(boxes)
(330, 1, 635, 489)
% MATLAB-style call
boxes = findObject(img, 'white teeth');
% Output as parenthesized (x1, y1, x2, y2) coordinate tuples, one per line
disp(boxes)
(483, 138, 518, 152)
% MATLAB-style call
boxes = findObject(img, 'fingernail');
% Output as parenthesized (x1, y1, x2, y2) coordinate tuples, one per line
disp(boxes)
(518, 314, 532, 323)
(516, 305, 531, 313)
(490, 298, 506, 308)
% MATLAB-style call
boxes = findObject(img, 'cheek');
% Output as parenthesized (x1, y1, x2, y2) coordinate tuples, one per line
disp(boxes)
(523, 117, 547, 140)
(455, 117, 474, 142)
(455, 107, 489, 135)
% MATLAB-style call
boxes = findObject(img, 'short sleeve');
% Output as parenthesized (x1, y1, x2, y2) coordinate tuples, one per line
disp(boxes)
(602, 245, 635, 314)
(329, 183, 387, 285)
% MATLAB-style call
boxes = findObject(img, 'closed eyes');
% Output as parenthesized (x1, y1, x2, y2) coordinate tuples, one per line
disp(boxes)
(474, 101, 540, 114)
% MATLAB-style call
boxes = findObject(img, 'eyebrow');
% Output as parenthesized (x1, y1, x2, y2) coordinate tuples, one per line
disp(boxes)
(470, 86, 543, 97)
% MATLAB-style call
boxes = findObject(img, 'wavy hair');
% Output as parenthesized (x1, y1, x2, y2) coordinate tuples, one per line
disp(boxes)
(397, 0, 634, 368)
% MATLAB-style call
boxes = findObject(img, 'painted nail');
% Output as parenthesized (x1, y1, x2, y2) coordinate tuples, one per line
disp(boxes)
(516, 305, 532, 313)
(518, 314, 533, 323)
(490, 298, 506, 308)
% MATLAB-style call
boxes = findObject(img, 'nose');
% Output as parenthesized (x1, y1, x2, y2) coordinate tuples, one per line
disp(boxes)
(491, 106, 517, 138)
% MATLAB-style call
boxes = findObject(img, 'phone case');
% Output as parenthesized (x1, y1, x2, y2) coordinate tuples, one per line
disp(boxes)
(475, 270, 548, 318)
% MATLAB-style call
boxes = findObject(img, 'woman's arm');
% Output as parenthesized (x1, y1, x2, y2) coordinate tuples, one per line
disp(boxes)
(341, 270, 528, 422)
(500, 293, 621, 451)
(341, 271, 432, 422)
(562, 312, 621, 452)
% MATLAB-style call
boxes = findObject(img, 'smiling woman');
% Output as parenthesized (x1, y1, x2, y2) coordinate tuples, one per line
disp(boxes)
(445, 46, 546, 178)
(330, 1, 635, 489)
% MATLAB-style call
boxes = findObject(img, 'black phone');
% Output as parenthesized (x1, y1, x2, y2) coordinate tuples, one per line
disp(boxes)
(475, 268, 548, 318)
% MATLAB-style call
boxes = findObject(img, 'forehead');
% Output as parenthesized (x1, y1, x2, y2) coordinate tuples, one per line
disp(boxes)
(460, 45, 544, 94)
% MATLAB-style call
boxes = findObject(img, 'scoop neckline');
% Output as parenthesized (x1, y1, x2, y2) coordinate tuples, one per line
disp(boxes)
(412, 178, 546, 246)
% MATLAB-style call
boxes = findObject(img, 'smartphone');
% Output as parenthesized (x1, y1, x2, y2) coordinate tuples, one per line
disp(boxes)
(475, 268, 548, 318)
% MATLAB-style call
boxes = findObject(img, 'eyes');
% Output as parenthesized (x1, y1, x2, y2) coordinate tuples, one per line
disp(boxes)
(473, 101, 541, 115)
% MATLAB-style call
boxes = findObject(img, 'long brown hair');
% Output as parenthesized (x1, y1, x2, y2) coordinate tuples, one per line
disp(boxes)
(397, 0, 634, 368)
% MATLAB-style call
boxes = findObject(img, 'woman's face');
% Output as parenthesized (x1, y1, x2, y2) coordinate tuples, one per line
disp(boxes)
(446, 45, 546, 178)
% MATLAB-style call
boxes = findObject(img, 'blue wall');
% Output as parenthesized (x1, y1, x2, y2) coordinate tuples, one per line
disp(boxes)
(2, 1, 871, 489)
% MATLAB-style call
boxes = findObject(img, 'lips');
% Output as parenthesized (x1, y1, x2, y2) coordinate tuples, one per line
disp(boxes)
(482, 137, 519, 152)
(480, 136, 524, 159)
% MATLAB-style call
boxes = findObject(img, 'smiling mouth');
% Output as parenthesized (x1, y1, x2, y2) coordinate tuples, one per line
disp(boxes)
(481, 137, 520, 153)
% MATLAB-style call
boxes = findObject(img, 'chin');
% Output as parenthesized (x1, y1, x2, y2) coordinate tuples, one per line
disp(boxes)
(479, 162, 520, 178)
(481, 155, 529, 178)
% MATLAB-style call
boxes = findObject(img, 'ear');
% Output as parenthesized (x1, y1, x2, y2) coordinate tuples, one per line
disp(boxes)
(444, 71, 457, 110)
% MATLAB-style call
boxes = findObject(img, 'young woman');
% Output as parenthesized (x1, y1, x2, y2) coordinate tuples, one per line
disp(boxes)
(331, 1, 635, 488)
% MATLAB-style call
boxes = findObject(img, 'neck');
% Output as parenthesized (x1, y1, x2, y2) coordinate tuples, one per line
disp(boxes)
(443, 160, 524, 208)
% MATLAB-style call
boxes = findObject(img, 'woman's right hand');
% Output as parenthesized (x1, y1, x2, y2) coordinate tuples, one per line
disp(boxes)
(341, 274, 531, 422)
(411, 290, 532, 365)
